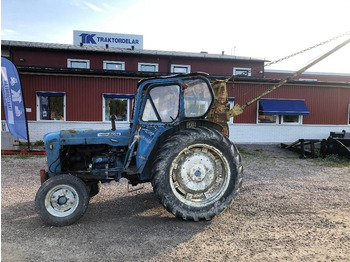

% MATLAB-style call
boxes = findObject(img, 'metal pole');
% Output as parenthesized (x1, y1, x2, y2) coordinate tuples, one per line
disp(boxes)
(19, 70, 31, 150)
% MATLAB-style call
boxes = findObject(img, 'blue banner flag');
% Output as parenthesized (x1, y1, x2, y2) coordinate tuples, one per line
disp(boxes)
(1, 57, 28, 140)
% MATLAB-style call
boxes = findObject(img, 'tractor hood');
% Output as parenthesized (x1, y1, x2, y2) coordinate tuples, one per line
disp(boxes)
(43, 128, 131, 148)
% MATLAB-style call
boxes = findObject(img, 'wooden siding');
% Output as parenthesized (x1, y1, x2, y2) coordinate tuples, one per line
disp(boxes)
(2, 73, 349, 126)
(6, 73, 140, 121)
(1, 45, 349, 126)
(10, 48, 264, 77)
(228, 82, 350, 125)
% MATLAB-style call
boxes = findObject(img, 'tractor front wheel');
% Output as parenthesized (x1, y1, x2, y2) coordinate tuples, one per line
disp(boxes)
(35, 174, 89, 226)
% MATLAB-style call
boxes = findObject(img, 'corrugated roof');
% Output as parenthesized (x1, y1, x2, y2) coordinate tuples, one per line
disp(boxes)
(1, 40, 266, 62)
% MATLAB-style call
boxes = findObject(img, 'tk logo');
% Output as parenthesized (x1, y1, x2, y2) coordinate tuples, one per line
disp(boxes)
(79, 33, 97, 44)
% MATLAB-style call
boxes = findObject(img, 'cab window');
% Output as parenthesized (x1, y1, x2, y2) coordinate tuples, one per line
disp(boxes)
(142, 85, 179, 122)
(184, 79, 212, 118)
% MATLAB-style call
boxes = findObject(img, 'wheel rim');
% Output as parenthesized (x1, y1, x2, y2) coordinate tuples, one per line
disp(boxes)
(44, 185, 79, 217)
(169, 143, 231, 207)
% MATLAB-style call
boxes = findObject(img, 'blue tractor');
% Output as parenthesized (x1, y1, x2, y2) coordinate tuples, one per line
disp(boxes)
(35, 73, 244, 226)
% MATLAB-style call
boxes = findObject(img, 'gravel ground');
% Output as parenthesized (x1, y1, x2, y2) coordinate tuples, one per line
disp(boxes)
(1, 144, 350, 261)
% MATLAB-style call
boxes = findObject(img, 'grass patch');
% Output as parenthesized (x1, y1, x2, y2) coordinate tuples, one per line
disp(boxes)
(314, 154, 350, 168)
(1, 155, 10, 162)
(237, 145, 349, 168)
(15, 154, 33, 159)
(18, 140, 45, 149)
(34, 140, 44, 146)
(237, 147, 264, 157)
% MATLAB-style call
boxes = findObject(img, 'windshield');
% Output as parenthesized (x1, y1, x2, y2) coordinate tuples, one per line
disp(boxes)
(142, 84, 180, 123)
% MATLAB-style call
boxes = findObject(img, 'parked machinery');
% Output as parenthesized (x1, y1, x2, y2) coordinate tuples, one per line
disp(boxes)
(35, 73, 244, 226)
(35, 36, 350, 226)
(322, 130, 350, 159)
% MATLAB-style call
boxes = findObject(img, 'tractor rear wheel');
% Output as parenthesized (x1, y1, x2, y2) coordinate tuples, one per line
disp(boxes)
(35, 174, 89, 226)
(152, 127, 243, 221)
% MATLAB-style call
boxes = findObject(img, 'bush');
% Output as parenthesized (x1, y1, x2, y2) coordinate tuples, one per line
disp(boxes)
(34, 140, 44, 146)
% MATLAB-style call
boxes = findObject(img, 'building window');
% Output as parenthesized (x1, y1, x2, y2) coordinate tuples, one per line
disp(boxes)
(281, 115, 302, 124)
(103, 94, 134, 122)
(138, 63, 159, 72)
(257, 99, 309, 124)
(228, 98, 235, 124)
(37, 92, 65, 121)
(233, 67, 251, 77)
(257, 99, 278, 124)
(103, 61, 125, 71)
(258, 113, 279, 124)
(298, 78, 318, 82)
(67, 59, 90, 69)
(171, 64, 191, 74)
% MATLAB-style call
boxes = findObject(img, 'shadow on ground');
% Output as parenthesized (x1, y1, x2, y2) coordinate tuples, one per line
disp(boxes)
(1, 191, 209, 262)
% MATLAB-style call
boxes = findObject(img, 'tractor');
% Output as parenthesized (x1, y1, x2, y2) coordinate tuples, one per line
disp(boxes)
(35, 36, 350, 226)
(35, 73, 244, 226)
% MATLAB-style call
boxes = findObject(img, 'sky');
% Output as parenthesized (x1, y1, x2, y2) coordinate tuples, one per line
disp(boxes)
(1, 0, 350, 74)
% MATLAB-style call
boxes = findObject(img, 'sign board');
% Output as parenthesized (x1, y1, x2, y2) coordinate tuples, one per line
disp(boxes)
(73, 30, 143, 49)
(1, 57, 28, 140)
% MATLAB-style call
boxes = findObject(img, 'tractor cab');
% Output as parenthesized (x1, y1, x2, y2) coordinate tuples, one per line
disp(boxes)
(134, 73, 214, 126)
(127, 73, 217, 176)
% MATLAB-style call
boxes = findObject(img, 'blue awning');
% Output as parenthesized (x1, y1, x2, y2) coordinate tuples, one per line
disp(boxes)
(37, 92, 65, 97)
(103, 94, 134, 99)
(259, 99, 309, 115)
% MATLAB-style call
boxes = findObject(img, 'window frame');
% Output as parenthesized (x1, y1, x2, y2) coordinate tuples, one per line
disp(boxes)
(170, 64, 191, 74)
(233, 67, 251, 77)
(36, 92, 66, 121)
(183, 79, 213, 119)
(138, 62, 159, 72)
(141, 84, 180, 123)
(103, 61, 125, 71)
(348, 101, 350, 125)
(298, 78, 318, 82)
(257, 101, 278, 124)
(67, 58, 90, 69)
(227, 97, 235, 124)
(281, 115, 303, 125)
(257, 114, 279, 124)
(102, 94, 134, 123)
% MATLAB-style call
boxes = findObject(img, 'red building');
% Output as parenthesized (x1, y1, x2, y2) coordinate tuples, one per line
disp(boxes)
(1, 40, 350, 144)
